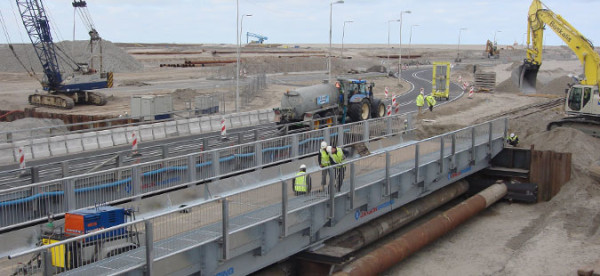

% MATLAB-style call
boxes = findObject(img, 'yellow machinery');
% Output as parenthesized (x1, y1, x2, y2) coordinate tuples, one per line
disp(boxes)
(485, 40, 499, 59)
(513, 0, 600, 137)
(432, 62, 451, 100)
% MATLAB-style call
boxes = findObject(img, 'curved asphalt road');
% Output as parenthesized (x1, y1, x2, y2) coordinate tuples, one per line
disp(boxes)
(392, 67, 464, 114)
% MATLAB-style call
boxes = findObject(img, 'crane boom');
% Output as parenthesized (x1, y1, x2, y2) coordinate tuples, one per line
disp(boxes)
(16, 0, 62, 90)
(14, 0, 111, 109)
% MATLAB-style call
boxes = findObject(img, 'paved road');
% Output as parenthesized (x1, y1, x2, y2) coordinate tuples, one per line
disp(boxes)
(0, 69, 462, 189)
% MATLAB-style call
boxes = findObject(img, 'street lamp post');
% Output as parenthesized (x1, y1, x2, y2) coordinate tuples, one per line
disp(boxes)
(235, 10, 252, 112)
(457, 27, 467, 62)
(398, 10, 411, 85)
(408, 24, 419, 61)
(329, 0, 344, 84)
(387, 19, 400, 66)
(494, 30, 502, 43)
(341, 20, 353, 58)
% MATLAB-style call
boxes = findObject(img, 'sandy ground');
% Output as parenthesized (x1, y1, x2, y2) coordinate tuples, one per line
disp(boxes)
(377, 84, 600, 275)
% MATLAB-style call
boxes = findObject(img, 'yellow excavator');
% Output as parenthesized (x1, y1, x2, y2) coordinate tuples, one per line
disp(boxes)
(513, 0, 600, 137)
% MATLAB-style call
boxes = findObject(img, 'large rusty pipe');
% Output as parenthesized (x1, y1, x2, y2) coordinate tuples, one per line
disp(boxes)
(335, 183, 507, 276)
(329, 181, 469, 251)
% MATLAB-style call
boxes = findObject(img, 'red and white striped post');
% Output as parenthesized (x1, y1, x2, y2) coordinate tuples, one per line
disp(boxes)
(392, 95, 397, 106)
(384, 87, 389, 98)
(462, 81, 468, 91)
(221, 117, 227, 138)
(468, 86, 474, 98)
(17, 147, 25, 171)
(131, 131, 141, 158)
(394, 104, 400, 114)
(387, 105, 392, 116)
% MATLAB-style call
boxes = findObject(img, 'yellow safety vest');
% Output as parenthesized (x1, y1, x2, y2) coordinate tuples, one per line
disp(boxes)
(507, 135, 518, 142)
(416, 94, 424, 107)
(330, 148, 345, 165)
(320, 149, 331, 166)
(294, 172, 308, 192)
(426, 95, 436, 106)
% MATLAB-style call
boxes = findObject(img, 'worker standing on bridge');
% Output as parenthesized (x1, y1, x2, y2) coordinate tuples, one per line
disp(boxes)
(318, 141, 331, 188)
(507, 133, 519, 147)
(426, 93, 437, 112)
(294, 164, 312, 196)
(328, 146, 348, 192)
(416, 88, 425, 114)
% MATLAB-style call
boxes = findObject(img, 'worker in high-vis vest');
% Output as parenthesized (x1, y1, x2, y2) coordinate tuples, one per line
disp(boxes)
(416, 88, 425, 114)
(294, 164, 311, 196)
(327, 146, 348, 192)
(318, 141, 331, 188)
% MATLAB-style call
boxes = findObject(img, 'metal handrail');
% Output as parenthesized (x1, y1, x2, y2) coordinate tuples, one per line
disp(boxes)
(7, 116, 506, 261)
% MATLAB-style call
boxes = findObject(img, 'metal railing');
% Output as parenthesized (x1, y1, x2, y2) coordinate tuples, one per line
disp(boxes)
(0, 108, 276, 165)
(5, 117, 507, 276)
(0, 113, 415, 232)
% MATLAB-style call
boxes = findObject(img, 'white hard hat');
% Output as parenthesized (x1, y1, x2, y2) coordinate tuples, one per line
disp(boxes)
(321, 141, 327, 149)
(326, 146, 332, 154)
(300, 164, 306, 169)
(510, 133, 515, 138)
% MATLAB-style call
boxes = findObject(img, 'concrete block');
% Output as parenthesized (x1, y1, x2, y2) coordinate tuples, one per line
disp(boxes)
(249, 111, 260, 125)
(125, 126, 139, 144)
(139, 125, 154, 142)
(210, 116, 222, 132)
(65, 133, 83, 154)
(267, 109, 275, 122)
(13, 140, 33, 161)
(176, 119, 190, 135)
(258, 110, 269, 123)
(97, 130, 114, 149)
(49, 136, 67, 156)
(0, 143, 15, 164)
(152, 122, 167, 139)
(239, 112, 250, 126)
(81, 132, 99, 151)
(165, 121, 178, 137)
(189, 118, 202, 134)
(31, 138, 50, 159)
(229, 114, 242, 128)
(199, 117, 211, 133)
(111, 127, 128, 146)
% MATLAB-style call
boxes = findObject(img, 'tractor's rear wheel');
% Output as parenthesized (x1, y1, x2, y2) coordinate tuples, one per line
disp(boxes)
(349, 99, 371, 122)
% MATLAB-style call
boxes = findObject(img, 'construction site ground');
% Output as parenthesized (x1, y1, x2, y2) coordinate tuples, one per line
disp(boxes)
(1, 43, 599, 274)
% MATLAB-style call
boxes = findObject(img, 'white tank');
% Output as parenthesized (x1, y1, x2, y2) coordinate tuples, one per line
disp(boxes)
(280, 83, 340, 120)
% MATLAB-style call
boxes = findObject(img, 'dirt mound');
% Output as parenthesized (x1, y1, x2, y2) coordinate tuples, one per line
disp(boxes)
(538, 75, 572, 95)
(526, 127, 600, 171)
(366, 65, 386, 73)
(172, 88, 200, 102)
(495, 77, 521, 93)
(0, 118, 69, 142)
(0, 40, 143, 73)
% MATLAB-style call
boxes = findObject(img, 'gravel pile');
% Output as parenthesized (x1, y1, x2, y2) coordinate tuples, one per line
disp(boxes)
(0, 118, 69, 142)
(0, 40, 143, 73)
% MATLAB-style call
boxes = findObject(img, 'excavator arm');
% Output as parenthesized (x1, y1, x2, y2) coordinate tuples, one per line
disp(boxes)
(514, 0, 600, 93)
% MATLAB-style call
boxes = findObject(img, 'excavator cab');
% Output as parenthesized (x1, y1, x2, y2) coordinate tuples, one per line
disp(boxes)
(566, 85, 595, 114)
(512, 61, 540, 94)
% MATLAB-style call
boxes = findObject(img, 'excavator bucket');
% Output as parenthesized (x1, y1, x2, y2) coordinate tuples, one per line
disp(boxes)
(511, 62, 540, 94)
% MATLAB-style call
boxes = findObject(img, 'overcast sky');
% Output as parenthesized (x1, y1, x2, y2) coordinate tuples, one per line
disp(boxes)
(0, 0, 598, 46)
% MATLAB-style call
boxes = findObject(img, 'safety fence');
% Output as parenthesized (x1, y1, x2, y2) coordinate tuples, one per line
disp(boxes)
(4, 117, 507, 276)
(0, 112, 415, 231)
(0, 109, 276, 165)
